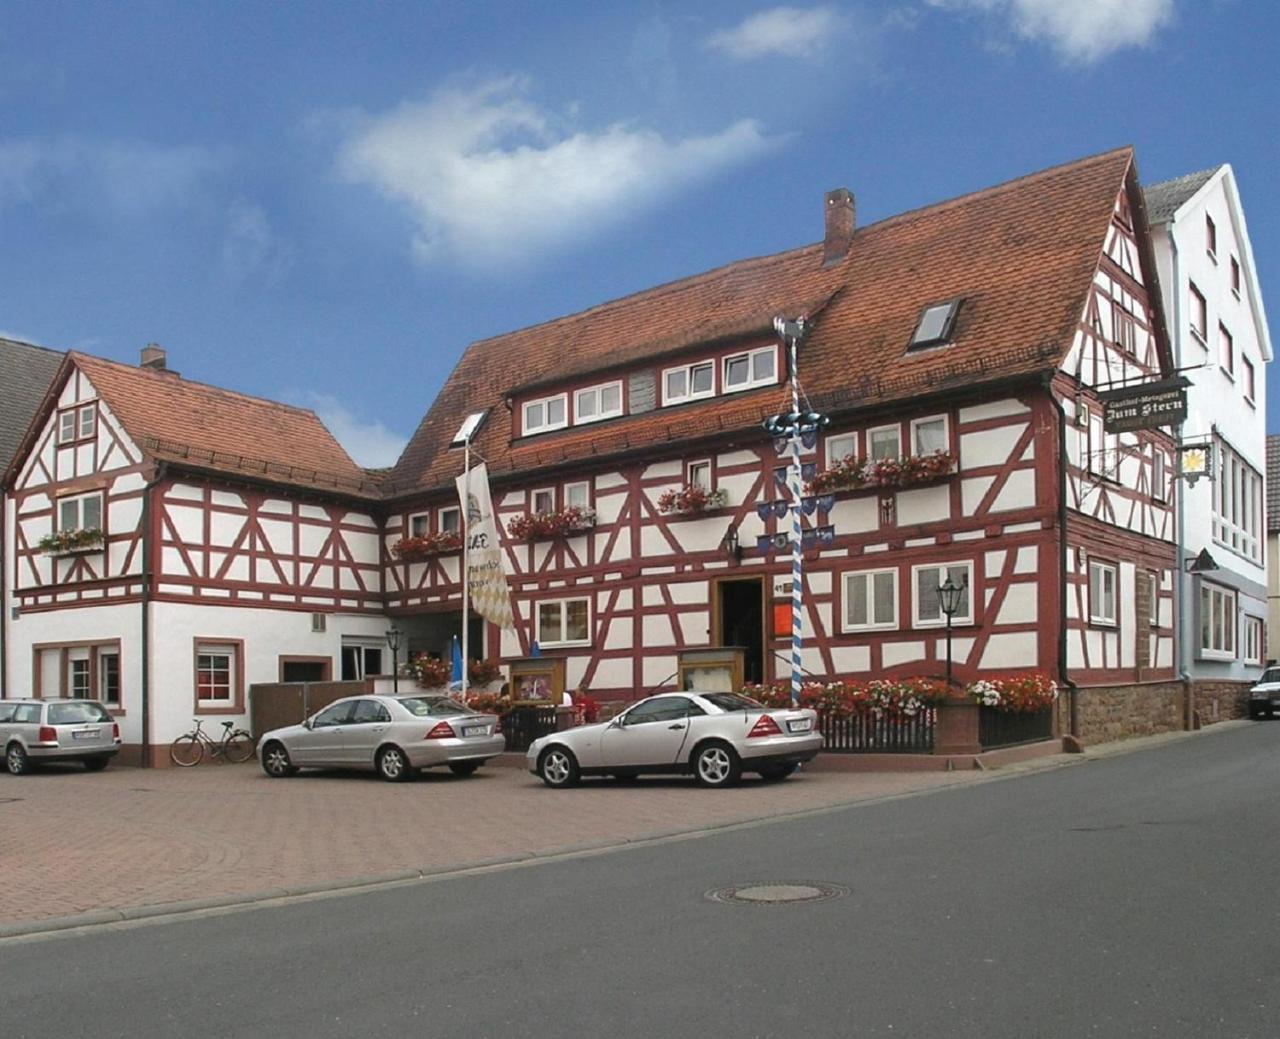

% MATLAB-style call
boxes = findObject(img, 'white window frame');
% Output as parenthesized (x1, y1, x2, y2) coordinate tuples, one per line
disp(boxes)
(1219, 323, 1234, 378)
(564, 481, 591, 509)
(57, 491, 103, 533)
(1148, 572, 1159, 626)
(1199, 582, 1236, 660)
(1243, 355, 1256, 405)
(687, 460, 712, 491)
(68, 650, 92, 699)
(1088, 560, 1118, 627)
(98, 649, 121, 707)
(1151, 449, 1166, 503)
(408, 512, 430, 538)
(912, 561, 973, 627)
(662, 360, 715, 406)
(536, 597, 592, 648)
(58, 404, 96, 445)
(868, 425, 902, 461)
(1189, 283, 1207, 343)
(340, 637, 387, 680)
(1211, 439, 1262, 563)
(438, 506, 461, 534)
(531, 488, 555, 515)
(826, 432, 857, 466)
(522, 393, 568, 436)
(573, 381, 623, 425)
(842, 568, 899, 632)
(722, 346, 777, 394)
(1243, 616, 1264, 666)
(910, 415, 949, 457)
(195, 642, 238, 706)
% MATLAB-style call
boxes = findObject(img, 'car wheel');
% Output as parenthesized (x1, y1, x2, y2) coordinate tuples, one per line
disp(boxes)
(758, 763, 797, 782)
(538, 746, 580, 789)
(693, 742, 741, 788)
(1248, 704, 1263, 720)
(261, 741, 298, 778)
(83, 756, 111, 772)
(377, 745, 413, 782)
(448, 761, 480, 777)
(6, 743, 30, 776)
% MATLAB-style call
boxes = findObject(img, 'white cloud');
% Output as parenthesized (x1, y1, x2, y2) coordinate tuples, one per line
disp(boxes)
(706, 6, 852, 60)
(294, 392, 407, 469)
(222, 199, 293, 283)
(334, 79, 776, 266)
(0, 137, 224, 216)
(926, 0, 1173, 63)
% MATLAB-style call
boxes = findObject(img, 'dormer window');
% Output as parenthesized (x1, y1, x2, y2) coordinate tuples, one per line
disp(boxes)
(574, 381, 623, 424)
(663, 361, 714, 406)
(58, 404, 96, 445)
(452, 410, 488, 446)
(908, 299, 962, 349)
(523, 394, 567, 436)
(723, 347, 778, 393)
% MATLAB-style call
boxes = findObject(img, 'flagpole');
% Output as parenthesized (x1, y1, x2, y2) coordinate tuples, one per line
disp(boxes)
(461, 434, 470, 700)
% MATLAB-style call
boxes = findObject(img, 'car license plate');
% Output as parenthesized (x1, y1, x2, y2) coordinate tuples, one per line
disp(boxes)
(787, 719, 812, 733)
(73, 729, 100, 740)
(462, 725, 488, 737)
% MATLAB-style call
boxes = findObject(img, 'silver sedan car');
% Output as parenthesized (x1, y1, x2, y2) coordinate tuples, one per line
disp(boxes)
(258, 694, 505, 781)
(527, 691, 822, 788)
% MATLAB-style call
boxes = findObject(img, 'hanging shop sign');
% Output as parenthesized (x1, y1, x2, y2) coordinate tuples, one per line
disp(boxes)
(1097, 376, 1189, 433)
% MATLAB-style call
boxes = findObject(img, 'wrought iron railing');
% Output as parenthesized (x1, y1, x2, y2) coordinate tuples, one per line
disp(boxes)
(979, 707, 1054, 749)
(819, 710, 934, 754)
(501, 706, 558, 753)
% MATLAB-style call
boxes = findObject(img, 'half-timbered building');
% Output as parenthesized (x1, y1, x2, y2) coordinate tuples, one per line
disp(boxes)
(380, 147, 1183, 744)
(2, 346, 386, 763)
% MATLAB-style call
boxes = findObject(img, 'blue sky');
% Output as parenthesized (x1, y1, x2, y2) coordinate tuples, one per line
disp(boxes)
(2, 1, 1275, 465)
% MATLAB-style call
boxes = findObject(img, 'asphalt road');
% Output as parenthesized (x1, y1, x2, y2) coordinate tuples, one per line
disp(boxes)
(4, 722, 1278, 1039)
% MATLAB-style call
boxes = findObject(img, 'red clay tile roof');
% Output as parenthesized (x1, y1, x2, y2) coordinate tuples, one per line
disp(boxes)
(388, 146, 1138, 496)
(70, 353, 380, 498)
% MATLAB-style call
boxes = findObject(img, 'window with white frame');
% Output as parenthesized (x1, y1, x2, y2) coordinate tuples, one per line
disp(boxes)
(1206, 213, 1217, 259)
(99, 649, 121, 707)
(564, 481, 590, 509)
(662, 361, 714, 405)
(1212, 439, 1262, 563)
(58, 491, 103, 533)
(1219, 324, 1234, 377)
(69, 652, 91, 699)
(722, 347, 777, 393)
(195, 642, 239, 705)
(1189, 283, 1207, 342)
(574, 381, 622, 424)
(409, 512, 430, 537)
(913, 562, 972, 626)
(340, 638, 385, 681)
(1151, 448, 1166, 502)
(868, 425, 902, 461)
(439, 506, 460, 534)
(1199, 582, 1236, 658)
(843, 569, 898, 631)
(57, 404, 96, 444)
(537, 598, 591, 647)
(532, 488, 555, 515)
(1148, 572, 1159, 625)
(687, 460, 711, 491)
(1243, 356, 1256, 404)
(522, 394, 568, 436)
(911, 416, 948, 456)
(1088, 560, 1117, 626)
(1243, 616, 1264, 666)
(826, 432, 857, 465)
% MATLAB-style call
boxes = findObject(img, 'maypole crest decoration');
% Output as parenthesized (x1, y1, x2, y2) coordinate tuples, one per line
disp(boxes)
(763, 315, 830, 708)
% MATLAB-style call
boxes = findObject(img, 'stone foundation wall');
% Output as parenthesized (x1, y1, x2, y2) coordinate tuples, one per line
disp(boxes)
(1067, 681, 1187, 745)
(1190, 681, 1252, 724)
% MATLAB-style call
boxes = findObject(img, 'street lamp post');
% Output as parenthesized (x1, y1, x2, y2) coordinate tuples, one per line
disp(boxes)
(938, 576, 966, 689)
(385, 627, 403, 693)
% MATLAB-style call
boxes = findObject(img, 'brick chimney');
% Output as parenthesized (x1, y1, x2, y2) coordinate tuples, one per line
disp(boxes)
(822, 188, 855, 268)
(140, 343, 167, 370)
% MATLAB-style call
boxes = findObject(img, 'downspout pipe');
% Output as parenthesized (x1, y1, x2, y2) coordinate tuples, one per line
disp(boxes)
(140, 462, 167, 766)
(1, 494, 8, 700)
(1168, 230, 1193, 727)
(1044, 372, 1079, 742)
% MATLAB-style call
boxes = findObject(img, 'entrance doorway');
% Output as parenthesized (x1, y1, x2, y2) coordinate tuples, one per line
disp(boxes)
(716, 578, 765, 685)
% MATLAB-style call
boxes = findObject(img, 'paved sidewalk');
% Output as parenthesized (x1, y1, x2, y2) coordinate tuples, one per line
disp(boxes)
(0, 758, 998, 927)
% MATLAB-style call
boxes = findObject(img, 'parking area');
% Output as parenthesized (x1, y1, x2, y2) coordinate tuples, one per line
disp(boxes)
(0, 759, 985, 925)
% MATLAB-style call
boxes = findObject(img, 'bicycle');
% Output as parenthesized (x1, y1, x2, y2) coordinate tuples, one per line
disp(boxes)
(169, 718, 255, 767)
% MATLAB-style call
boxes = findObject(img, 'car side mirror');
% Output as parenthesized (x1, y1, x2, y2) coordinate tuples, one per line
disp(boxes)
(304, 718, 315, 730)
(609, 717, 624, 729)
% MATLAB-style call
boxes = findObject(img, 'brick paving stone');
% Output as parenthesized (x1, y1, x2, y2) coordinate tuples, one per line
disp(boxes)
(0, 761, 985, 925)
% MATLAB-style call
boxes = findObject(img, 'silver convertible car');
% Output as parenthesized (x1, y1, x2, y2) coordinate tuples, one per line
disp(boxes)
(258, 694, 506, 781)
(527, 691, 822, 788)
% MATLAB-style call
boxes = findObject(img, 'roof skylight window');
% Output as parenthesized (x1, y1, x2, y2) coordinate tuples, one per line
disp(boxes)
(909, 299, 962, 349)
(451, 410, 488, 446)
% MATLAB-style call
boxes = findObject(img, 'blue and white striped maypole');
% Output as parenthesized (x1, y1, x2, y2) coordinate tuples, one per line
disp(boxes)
(766, 317, 827, 708)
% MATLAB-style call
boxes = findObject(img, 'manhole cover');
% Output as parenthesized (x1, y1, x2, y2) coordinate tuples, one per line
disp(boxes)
(706, 881, 849, 906)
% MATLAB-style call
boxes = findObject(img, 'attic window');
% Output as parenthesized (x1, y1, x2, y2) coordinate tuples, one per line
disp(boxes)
(451, 410, 488, 447)
(909, 299, 962, 349)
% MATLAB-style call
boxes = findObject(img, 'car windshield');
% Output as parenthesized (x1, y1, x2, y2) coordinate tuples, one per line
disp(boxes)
(398, 697, 476, 718)
(48, 702, 112, 724)
(700, 692, 764, 712)
(1258, 668, 1280, 685)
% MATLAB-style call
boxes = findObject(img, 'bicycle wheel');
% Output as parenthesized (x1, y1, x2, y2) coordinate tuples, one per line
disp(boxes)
(222, 730, 255, 764)
(169, 735, 204, 767)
